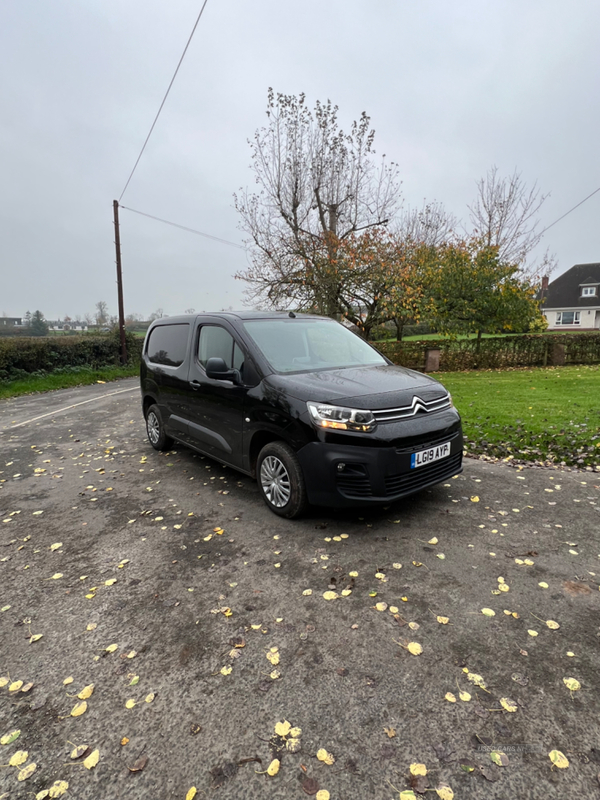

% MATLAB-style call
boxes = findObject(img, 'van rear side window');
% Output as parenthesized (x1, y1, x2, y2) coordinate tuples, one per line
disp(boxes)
(147, 324, 189, 367)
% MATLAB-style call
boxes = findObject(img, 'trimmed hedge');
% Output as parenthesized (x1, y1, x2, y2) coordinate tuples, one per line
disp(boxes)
(0, 331, 143, 381)
(374, 332, 600, 372)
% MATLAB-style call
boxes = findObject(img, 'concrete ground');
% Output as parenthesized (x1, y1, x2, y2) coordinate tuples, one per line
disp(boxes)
(0, 378, 599, 800)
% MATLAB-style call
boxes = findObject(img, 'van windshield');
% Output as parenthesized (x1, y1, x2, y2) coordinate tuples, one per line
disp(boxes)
(243, 318, 387, 373)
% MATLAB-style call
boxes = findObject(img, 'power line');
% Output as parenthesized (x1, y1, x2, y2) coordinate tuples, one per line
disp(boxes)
(120, 205, 246, 250)
(118, 0, 210, 202)
(540, 185, 600, 235)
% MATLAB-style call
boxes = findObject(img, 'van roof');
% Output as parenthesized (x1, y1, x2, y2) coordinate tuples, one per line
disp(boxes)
(150, 311, 330, 324)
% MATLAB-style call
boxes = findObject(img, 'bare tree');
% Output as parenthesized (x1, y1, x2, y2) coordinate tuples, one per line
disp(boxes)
(148, 308, 165, 321)
(95, 301, 109, 325)
(234, 89, 402, 314)
(394, 200, 457, 248)
(468, 166, 553, 277)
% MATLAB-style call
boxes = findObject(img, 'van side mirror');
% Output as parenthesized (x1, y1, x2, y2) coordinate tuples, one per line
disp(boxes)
(205, 357, 241, 384)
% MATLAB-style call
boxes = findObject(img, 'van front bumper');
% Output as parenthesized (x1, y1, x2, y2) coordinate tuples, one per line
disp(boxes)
(296, 431, 463, 508)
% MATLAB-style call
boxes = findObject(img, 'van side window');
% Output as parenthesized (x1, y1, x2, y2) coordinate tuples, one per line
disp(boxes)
(147, 323, 189, 366)
(233, 343, 245, 371)
(198, 326, 236, 368)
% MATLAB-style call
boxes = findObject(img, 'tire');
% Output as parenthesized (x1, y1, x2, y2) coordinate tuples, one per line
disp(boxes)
(145, 404, 174, 452)
(256, 441, 308, 519)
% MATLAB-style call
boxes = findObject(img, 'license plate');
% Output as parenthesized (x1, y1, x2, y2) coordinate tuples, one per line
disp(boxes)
(411, 440, 451, 469)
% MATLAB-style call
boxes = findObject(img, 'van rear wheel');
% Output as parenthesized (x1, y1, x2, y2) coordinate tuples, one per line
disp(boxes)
(145, 404, 173, 451)
(257, 441, 307, 519)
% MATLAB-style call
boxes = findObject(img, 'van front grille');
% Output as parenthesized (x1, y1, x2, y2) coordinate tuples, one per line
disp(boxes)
(384, 452, 462, 497)
(373, 394, 451, 423)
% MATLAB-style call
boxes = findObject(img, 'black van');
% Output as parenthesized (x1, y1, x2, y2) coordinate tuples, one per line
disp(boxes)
(140, 312, 463, 518)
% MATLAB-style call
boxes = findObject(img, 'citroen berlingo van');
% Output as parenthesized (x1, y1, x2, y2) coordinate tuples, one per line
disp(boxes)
(141, 312, 463, 518)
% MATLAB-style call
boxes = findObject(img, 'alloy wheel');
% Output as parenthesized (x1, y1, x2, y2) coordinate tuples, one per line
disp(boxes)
(260, 455, 291, 508)
(147, 411, 160, 445)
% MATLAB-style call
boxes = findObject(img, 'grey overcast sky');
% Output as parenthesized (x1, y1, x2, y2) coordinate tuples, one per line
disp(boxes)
(1, 0, 599, 321)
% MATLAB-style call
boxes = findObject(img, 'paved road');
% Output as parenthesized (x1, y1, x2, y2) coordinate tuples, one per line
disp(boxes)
(1, 379, 599, 800)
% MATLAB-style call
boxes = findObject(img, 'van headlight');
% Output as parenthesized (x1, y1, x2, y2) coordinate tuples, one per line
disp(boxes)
(307, 401, 376, 432)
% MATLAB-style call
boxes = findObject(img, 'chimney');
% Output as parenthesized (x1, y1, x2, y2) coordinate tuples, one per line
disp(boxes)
(541, 275, 549, 290)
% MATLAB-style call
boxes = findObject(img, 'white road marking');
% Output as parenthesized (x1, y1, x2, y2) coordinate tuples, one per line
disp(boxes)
(3, 387, 139, 430)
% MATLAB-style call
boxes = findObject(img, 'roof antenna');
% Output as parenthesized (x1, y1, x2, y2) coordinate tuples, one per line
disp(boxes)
(288, 311, 296, 318)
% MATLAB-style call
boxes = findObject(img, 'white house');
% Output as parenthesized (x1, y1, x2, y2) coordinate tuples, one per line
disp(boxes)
(540, 263, 600, 330)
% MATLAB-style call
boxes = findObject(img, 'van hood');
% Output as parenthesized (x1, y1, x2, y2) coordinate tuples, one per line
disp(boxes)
(267, 364, 447, 410)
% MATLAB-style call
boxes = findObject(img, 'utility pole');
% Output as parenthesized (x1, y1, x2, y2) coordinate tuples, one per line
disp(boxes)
(113, 200, 128, 365)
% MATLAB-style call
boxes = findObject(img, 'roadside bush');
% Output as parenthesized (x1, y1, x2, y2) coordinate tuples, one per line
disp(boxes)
(369, 324, 396, 341)
(401, 321, 435, 338)
(0, 330, 143, 382)
(373, 332, 600, 372)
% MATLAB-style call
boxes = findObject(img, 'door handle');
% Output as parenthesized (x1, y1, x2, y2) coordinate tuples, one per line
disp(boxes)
(190, 380, 202, 390)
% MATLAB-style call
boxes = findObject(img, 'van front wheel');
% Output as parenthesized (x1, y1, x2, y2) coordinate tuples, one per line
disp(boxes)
(257, 441, 307, 519)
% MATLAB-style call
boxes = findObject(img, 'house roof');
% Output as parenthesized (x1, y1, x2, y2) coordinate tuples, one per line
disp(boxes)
(541, 262, 600, 309)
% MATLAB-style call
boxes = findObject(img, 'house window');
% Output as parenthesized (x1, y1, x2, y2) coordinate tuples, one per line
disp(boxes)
(556, 311, 581, 325)
(581, 286, 597, 297)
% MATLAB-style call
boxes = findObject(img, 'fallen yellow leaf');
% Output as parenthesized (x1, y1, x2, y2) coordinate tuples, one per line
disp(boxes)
(274, 720, 291, 737)
(549, 749, 569, 768)
(435, 783, 454, 800)
(83, 749, 99, 770)
(499, 697, 518, 712)
(48, 779, 69, 797)
(70, 701, 87, 717)
(9, 750, 28, 766)
(316, 748, 335, 765)
(17, 762, 37, 781)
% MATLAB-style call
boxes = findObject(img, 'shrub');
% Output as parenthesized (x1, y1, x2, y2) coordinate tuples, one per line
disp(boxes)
(373, 332, 600, 372)
(0, 330, 143, 382)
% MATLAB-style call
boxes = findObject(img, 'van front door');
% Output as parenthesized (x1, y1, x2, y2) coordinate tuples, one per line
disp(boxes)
(182, 322, 246, 469)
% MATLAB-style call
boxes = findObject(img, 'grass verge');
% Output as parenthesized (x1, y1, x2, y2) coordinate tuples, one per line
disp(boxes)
(0, 364, 139, 400)
(436, 365, 600, 468)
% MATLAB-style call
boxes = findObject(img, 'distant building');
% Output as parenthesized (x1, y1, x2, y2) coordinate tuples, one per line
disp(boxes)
(0, 317, 22, 326)
(47, 321, 89, 331)
(540, 263, 600, 330)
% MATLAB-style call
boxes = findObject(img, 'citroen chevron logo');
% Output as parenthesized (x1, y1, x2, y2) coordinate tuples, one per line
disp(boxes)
(413, 396, 428, 413)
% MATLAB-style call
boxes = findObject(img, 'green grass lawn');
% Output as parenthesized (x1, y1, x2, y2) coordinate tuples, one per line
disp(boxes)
(435, 365, 600, 467)
(0, 364, 139, 400)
